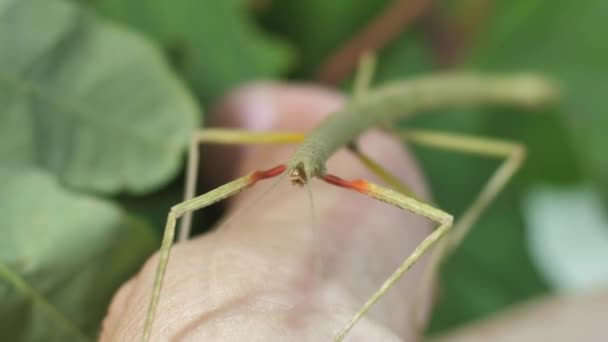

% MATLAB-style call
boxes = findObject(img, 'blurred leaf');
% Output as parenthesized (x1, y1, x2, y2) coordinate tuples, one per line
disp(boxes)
(369, 20, 557, 334)
(91, 0, 293, 103)
(352, 0, 601, 334)
(374, 32, 434, 80)
(0, 0, 199, 195)
(469, 0, 608, 195)
(421, 0, 607, 333)
(0, 168, 157, 341)
(262, 0, 391, 76)
(491, 110, 583, 185)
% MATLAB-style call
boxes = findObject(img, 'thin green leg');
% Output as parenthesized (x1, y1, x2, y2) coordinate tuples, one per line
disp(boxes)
(347, 143, 424, 201)
(178, 129, 305, 241)
(352, 52, 377, 101)
(343, 128, 526, 335)
(330, 53, 452, 341)
(143, 174, 265, 341)
(321, 175, 453, 341)
(393, 128, 526, 330)
(395, 129, 526, 255)
(144, 159, 292, 341)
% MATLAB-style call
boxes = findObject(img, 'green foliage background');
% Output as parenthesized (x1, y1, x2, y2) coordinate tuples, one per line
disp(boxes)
(1, 0, 605, 340)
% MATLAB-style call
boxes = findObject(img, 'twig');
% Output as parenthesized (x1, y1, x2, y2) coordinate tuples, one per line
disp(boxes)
(315, 0, 433, 85)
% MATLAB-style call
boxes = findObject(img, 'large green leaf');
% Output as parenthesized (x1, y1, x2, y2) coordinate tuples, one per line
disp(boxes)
(0, 168, 157, 341)
(0, 0, 199, 195)
(469, 0, 608, 195)
(421, 0, 604, 333)
(91, 0, 293, 103)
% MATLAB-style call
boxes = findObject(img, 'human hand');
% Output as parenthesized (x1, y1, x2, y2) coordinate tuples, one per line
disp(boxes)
(100, 83, 434, 341)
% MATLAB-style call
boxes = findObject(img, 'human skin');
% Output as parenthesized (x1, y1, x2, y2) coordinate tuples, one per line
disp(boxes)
(99, 84, 607, 342)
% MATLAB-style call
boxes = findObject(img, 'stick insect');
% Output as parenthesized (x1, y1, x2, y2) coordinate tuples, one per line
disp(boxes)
(142, 55, 558, 341)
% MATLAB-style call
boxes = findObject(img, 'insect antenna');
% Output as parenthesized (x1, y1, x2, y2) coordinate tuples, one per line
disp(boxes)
(305, 181, 323, 279)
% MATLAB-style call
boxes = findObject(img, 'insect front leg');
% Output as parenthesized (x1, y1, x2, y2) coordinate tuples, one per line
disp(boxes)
(143, 165, 288, 341)
(179, 128, 305, 241)
(321, 174, 453, 341)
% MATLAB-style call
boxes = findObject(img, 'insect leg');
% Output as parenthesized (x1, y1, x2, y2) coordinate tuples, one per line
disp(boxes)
(143, 164, 288, 341)
(396, 128, 525, 257)
(347, 142, 424, 201)
(393, 128, 526, 329)
(321, 174, 453, 341)
(179, 129, 305, 241)
(352, 52, 377, 101)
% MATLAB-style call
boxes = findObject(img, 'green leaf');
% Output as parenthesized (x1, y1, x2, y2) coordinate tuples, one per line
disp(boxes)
(373, 31, 435, 81)
(357, 2, 590, 332)
(0, 168, 157, 341)
(469, 0, 608, 195)
(91, 0, 293, 103)
(0, 0, 199, 194)
(422, 0, 607, 333)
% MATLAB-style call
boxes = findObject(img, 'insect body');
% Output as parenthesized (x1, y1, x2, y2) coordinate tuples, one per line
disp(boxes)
(287, 72, 555, 185)
(142, 60, 558, 341)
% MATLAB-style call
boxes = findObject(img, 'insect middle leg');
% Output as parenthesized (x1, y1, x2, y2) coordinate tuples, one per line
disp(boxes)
(397, 129, 526, 256)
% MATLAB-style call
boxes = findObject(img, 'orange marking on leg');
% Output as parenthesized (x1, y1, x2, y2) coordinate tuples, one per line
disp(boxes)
(249, 164, 287, 184)
(322, 174, 370, 193)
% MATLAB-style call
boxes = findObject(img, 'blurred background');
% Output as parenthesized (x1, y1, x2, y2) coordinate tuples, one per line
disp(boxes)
(1, 0, 607, 340)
